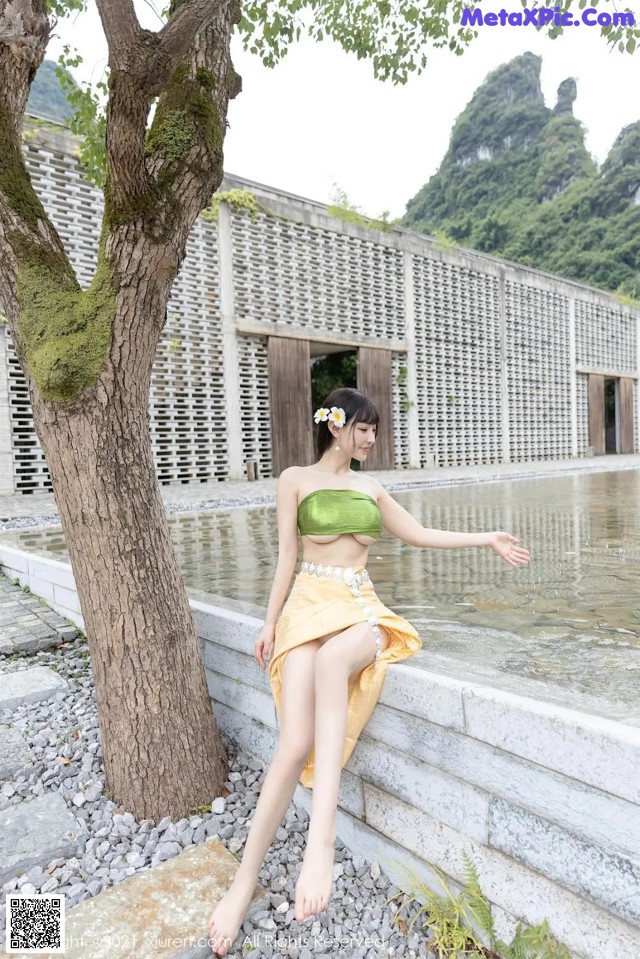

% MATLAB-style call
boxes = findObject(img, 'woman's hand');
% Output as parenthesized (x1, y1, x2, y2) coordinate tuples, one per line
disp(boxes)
(255, 624, 275, 670)
(489, 531, 531, 568)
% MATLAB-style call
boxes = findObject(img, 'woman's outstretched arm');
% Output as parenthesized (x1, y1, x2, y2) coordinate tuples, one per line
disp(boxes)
(372, 481, 531, 567)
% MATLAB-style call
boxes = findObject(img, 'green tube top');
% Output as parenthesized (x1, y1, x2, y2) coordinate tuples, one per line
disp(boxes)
(297, 488, 383, 539)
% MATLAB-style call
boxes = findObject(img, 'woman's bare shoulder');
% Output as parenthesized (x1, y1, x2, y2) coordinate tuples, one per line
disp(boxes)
(277, 465, 303, 485)
(360, 474, 388, 500)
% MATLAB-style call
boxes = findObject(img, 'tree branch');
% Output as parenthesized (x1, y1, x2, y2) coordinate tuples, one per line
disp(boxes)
(0, 2, 80, 395)
(96, 0, 232, 93)
(156, 0, 232, 75)
(95, 0, 141, 72)
(94, 0, 237, 223)
(0, 0, 50, 139)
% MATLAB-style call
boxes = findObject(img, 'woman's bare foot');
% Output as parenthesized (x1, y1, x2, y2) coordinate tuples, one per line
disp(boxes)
(207, 876, 255, 957)
(294, 834, 335, 921)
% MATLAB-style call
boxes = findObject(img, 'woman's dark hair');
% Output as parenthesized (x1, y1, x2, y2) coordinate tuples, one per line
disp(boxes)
(314, 387, 379, 461)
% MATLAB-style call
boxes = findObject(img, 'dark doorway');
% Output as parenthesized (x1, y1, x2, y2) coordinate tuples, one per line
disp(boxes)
(604, 379, 618, 453)
(310, 347, 360, 468)
(588, 374, 635, 455)
(310, 348, 357, 411)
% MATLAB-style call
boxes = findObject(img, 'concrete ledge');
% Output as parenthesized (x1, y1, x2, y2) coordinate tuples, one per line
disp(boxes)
(347, 736, 490, 843)
(365, 703, 640, 861)
(463, 686, 640, 804)
(365, 781, 640, 959)
(206, 666, 276, 730)
(196, 596, 640, 959)
(488, 798, 640, 926)
(382, 665, 466, 731)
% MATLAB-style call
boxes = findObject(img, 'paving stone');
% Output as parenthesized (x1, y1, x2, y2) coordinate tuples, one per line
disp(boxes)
(0, 727, 34, 779)
(29, 623, 57, 637)
(0, 792, 87, 884)
(2, 622, 40, 639)
(0, 665, 69, 711)
(0, 611, 23, 625)
(6, 635, 40, 654)
(0, 837, 267, 959)
(40, 613, 68, 626)
(36, 635, 63, 652)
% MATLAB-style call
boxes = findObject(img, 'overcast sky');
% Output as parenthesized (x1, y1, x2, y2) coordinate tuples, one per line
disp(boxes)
(45, 2, 640, 220)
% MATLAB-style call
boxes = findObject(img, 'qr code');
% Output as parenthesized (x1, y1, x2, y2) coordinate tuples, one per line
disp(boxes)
(6, 894, 65, 953)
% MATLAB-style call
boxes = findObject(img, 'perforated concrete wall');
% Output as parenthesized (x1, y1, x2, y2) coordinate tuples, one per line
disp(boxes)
(1, 121, 638, 494)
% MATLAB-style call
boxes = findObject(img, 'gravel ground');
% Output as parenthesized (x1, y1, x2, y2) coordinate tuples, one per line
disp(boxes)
(0, 629, 439, 958)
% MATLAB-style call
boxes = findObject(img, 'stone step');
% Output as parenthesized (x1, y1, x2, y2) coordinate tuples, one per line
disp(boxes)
(0, 836, 269, 959)
(0, 727, 34, 779)
(0, 665, 69, 713)
(0, 792, 87, 884)
(0, 625, 78, 658)
(0, 573, 79, 658)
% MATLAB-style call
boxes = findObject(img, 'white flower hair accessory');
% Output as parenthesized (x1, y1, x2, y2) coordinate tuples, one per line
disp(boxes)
(328, 406, 346, 428)
(314, 406, 346, 427)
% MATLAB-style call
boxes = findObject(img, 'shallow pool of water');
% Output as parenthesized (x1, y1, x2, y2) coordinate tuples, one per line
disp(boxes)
(3, 468, 639, 725)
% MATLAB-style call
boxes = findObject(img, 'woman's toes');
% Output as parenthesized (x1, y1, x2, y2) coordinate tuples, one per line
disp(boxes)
(294, 842, 334, 922)
(206, 881, 254, 956)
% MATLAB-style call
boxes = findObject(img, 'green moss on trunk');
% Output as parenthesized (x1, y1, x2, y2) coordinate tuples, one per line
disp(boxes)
(13, 236, 115, 403)
(145, 64, 224, 166)
(0, 105, 49, 228)
(104, 174, 161, 226)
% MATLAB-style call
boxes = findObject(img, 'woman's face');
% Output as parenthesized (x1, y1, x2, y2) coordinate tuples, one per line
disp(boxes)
(345, 420, 378, 460)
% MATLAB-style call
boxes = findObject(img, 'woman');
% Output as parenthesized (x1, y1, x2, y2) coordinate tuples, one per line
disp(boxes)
(207, 386, 530, 956)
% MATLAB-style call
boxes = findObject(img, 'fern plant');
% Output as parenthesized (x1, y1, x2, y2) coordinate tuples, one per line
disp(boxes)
(381, 850, 572, 959)
(499, 918, 574, 959)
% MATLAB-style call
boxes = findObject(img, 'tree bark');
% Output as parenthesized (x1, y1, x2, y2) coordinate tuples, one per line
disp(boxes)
(31, 334, 230, 820)
(0, 0, 243, 819)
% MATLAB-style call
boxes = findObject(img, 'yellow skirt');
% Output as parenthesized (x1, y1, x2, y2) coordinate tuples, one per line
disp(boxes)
(268, 563, 423, 789)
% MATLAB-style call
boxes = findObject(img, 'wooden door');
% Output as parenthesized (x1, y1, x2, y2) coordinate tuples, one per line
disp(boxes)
(619, 377, 635, 454)
(357, 347, 395, 470)
(268, 337, 313, 475)
(588, 374, 605, 455)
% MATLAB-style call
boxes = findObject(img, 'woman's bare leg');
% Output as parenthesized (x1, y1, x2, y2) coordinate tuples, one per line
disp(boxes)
(207, 639, 321, 957)
(294, 622, 389, 921)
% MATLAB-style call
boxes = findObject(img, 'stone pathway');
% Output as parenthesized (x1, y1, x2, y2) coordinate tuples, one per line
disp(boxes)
(0, 574, 78, 656)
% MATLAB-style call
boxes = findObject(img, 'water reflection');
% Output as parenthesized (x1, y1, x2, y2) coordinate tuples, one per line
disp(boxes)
(2, 469, 639, 725)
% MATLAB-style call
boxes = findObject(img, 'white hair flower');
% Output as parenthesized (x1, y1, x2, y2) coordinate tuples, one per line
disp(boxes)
(328, 406, 346, 428)
(314, 407, 330, 423)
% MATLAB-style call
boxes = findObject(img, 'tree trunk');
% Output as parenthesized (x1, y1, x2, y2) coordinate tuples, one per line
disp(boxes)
(0, 0, 243, 820)
(27, 255, 229, 821)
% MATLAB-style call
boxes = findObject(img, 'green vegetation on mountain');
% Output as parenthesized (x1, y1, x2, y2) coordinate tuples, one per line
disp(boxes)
(402, 52, 640, 297)
(26, 59, 77, 124)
